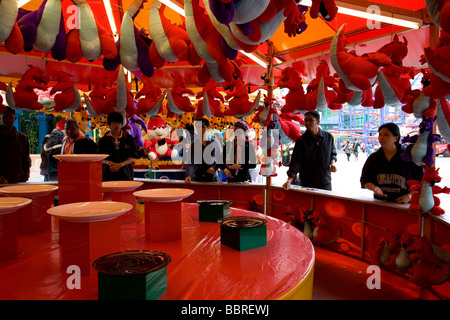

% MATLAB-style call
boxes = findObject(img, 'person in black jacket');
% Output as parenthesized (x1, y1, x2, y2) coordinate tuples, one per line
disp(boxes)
(45, 128, 65, 181)
(62, 118, 97, 154)
(97, 112, 137, 181)
(283, 111, 337, 191)
(360, 122, 423, 203)
(222, 121, 257, 183)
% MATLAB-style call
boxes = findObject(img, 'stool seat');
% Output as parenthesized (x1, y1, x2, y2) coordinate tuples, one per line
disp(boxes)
(0, 197, 32, 214)
(102, 181, 143, 193)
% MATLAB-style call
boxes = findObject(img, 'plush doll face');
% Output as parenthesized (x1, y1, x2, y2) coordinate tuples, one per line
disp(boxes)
(147, 116, 170, 140)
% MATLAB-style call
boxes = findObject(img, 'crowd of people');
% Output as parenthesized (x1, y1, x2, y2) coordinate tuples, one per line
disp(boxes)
(0, 108, 424, 204)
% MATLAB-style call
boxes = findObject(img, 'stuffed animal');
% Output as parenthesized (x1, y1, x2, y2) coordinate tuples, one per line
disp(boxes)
(185, 0, 240, 83)
(144, 115, 179, 160)
(5, 65, 48, 111)
(0, 81, 7, 113)
(310, 210, 341, 245)
(330, 24, 392, 93)
(309, 0, 338, 22)
(277, 67, 307, 113)
(103, 66, 136, 116)
(128, 114, 147, 148)
(195, 78, 224, 119)
(135, 76, 165, 116)
(401, 116, 441, 166)
(407, 165, 450, 215)
(436, 97, 450, 142)
(66, 0, 118, 63)
(84, 77, 114, 117)
(223, 77, 261, 118)
(374, 34, 414, 108)
(166, 72, 196, 114)
(408, 236, 450, 286)
(103, 0, 154, 77)
(305, 60, 338, 111)
(425, 0, 450, 35)
(148, 2, 201, 68)
(208, 0, 270, 26)
(73, 108, 91, 134)
(17, 0, 66, 61)
(50, 71, 81, 112)
(0, 0, 24, 54)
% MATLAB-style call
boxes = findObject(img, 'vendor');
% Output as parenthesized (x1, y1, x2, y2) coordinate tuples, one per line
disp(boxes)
(97, 112, 137, 181)
(184, 118, 221, 183)
(222, 121, 257, 183)
(360, 122, 423, 203)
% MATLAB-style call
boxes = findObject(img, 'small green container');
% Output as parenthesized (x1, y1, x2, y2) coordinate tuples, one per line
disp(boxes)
(218, 216, 268, 251)
(197, 200, 232, 222)
(92, 250, 171, 300)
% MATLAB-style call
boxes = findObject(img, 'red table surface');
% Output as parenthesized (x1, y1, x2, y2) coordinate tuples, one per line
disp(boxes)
(0, 203, 314, 300)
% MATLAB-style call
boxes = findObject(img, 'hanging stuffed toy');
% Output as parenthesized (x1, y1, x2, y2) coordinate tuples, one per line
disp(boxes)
(401, 116, 441, 166)
(66, 0, 118, 63)
(185, 0, 240, 84)
(436, 97, 450, 142)
(277, 67, 307, 113)
(166, 72, 196, 114)
(148, 1, 201, 68)
(103, 66, 136, 116)
(425, 0, 450, 35)
(0, 0, 23, 54)
(309, 0, 338, 22)
(17, 0, 66, 61)
(0, 81, 7, 113)
(208, 0, 270, 26)
(103, 0, 154, 77)
(84, 77, 114, 117)
(50, 71, 81, 112)
(195, 78, 224, 119)
(330, 24, 391, 97)
(5, 65, 48, 111)
(223, 77, 261, 118)
(258, 126, 281, 178)
(134, 76, 166, 116)
(144, 115, 179, 161)
(374, 34, 415, 108)
(407, 165, 450, 215)
(305, 60, 338, 112)
(128, 114, 148, 148)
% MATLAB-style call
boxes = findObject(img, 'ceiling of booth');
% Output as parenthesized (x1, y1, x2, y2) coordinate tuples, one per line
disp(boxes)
(0, 0, 433, 92)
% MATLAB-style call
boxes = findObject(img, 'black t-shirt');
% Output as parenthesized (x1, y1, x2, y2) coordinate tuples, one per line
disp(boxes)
(360, 147, 424, 201)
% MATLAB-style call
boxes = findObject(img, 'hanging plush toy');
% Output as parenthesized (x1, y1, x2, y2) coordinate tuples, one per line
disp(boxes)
(208, 0, 270, 26)
(135, 76, 166, 116)
(0, 81, 7, 113)
(128, 114, 148, 148)
(144, 115, 179, 161)
(305, 60, 338, 111)
(309, 0, 338, 22)
(401, 116, 441, 166)
(407, 165, 450, 215)
(195, 78, 224, 119)
(17, 0, 66, 61)
(330, 24, 391, 98)
(5, 65, 48, 111)
(66, 0, 118, 63)
(50, 71, 81, 112)
(436, 97, 450, 142)
(374, 34, 415, 108)
(103, 0, 154, 77)
(84, 77, 114, 117)
(277, 67, 307, 113)
(148, 1, 201, 68)
(103, 66, 136, 116)
(166, 72, 196, 114)
(0, 0, 23, 54)
(425, 0, 450, 35)
(223, 77, 261, 118)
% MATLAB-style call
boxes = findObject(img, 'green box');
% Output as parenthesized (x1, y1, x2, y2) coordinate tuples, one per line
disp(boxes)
(218, 216, 268, 251)
(93, 250, 171, 300)
(197, 200, 231, 222)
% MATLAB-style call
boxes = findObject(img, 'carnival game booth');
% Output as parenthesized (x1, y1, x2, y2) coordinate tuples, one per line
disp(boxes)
(1, 0, 450, 301)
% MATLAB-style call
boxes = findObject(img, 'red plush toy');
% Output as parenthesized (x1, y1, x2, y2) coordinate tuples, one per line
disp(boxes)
(309, 0, 338, 22)
(425, 0, 450, 36)
(149, 2, 201, 68)
(223, 77, 260, 118)
(330, 24, 392, 93)
(310, 210, 341, 245)
(84, 77, 114, 117)
(5, 65, 48, 111)
(305, 60, 338, 111)
(256, 0, 306, 37)
(103, 66, 136, 117)
(277, 67, 307, 114)
(0, 0, 24, 55)
(166, 72, 196, 114)
(135, 76, 165, 116)
(195, 78, 224, 119)
(50, 71, 81, 112)
(0, 82, 7, 113)
(144, 115, 179, 161)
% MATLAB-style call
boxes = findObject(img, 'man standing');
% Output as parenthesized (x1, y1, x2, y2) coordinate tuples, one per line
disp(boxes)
(62, 118, 97, 154)
(283, 111, 337, 191)
(0, 108, 31, 184)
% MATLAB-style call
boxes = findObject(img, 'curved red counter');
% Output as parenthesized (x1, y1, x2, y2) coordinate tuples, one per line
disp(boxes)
(0, 201, 314, 300)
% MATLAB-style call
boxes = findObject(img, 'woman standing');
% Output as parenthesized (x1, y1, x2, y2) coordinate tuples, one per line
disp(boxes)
(360, 123, 423, 203)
